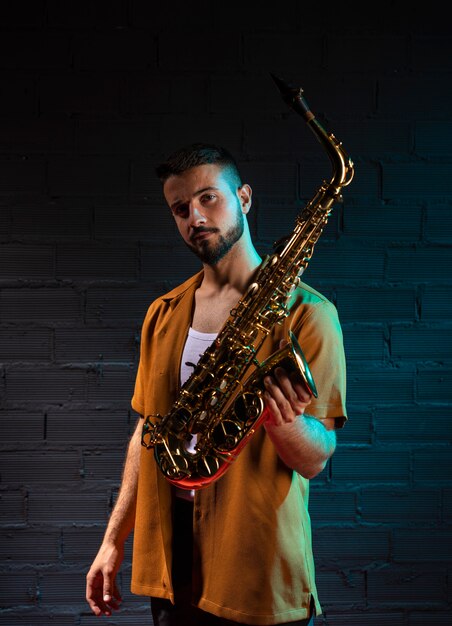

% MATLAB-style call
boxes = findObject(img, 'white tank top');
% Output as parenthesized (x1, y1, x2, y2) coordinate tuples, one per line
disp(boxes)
(176, 327, 218, 501)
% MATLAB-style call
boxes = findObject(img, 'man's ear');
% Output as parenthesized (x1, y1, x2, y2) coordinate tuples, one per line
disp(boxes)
(238, 184, 252, 214)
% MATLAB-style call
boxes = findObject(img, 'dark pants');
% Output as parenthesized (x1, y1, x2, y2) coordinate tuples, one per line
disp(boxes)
(151, 498, 315, 626)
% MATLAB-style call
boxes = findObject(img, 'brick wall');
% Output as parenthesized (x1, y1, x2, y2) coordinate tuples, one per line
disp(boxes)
(1, 1, 451, 624)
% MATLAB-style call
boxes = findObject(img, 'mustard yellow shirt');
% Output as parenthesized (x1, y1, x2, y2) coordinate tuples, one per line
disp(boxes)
(131, 270, 347, 625)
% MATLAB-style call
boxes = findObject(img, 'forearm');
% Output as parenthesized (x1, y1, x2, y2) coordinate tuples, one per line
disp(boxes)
(264, 413, 336, 479)
(103, 419, 142, 546)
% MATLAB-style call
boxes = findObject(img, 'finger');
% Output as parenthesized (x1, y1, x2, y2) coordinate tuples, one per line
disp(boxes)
(263, 390, 283, 426)
(264, 377, 294, 424)
(86, 573, 108, 616)
(273, 367, 300, 406)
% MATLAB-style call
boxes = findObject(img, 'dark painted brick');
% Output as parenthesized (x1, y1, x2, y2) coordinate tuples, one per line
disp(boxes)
(318, 613, 406, 626)
(0, 73, 36, 115)
(330, 119, 412, 158)
(326, 35, 407, 72)
(0, 452, 80, 483)
(0, 159, 45, 195)
(386, 248, 450, 283)
(141, 245, 202, 283)
(11, 205, 91, 241)
(0, 32, 70, 70)
(379, 76, 452, 119)
(413, 36, 452, 72)
(244, 116, 320, 159)
(39, 74, 120, 116)
(130, 158, 167, 201)
(332, 448, 410, 482)
(63, 529, 133, 563)
(360, 489, 440, 522)
(0, 243, 54, 278)
(336, 288, 415, 322)
(309, 490, 357, 523)
(342, 326, 385, 361)
(0, 119, 74, 154)
(215, 2, 303, 30)
(38, 570, 88, 604)
(0, 491, 26, 525)
(346, 367, 414, 405)
(0, 529, 59, 562)
(0, 617, 74, 626)
(48, 157, 128, 197)
(6, 369, 86, 405)
(391, 326, 452, 360)
(0, 329, 51, 360)
(343, 201, 422, 241)
(83, 451, 125, 482)
(0, 0, 44, 26)
(417, 369, 452, 403)
(121, 73, 171, 116)
(76, 119, 161, 155)
(413, 451, 452, 483)
(244, 33, 323, 73)
(160, 33, 241, 71)
(28, 493, 108, 524)
(383, 163, 452, 198)
(0, 411, 43, 442)
(0, 288, 81, 322)
(416, 122, 452, 157)
(314, 528, 389, 562)
(160, 115, 243, 158)
(46, 0, 125, 28)
(367, 567, 446, 605)
(315, 569, 365, 605)
(73, 31, 157, 71)
(304, 248, 385, 283)
(421, 287, 452, 320)
(443, 489, 452, 520)
(0, 203, 10, 240)
(393, 529, 452, 562)
(94, 204, 176, 241)
(55, 328, 137, 362)
(0, 572, 37, 605)
(46, 409, 130, 443)
(87, 367, 136, 404)
(425, 204, 452, 243)
(375, 406, 452, 442)
(410, 615, 452, 626)
(211, 76, 290, 117)
(85, 285, 163, 323)
(336, 410, 372, 444)
(80, 613, 151, 626)
(56, 243, 136, 280)
(167, 74, 211, 116)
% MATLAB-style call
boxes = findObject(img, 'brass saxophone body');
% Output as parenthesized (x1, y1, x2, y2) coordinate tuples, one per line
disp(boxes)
(141, 75, 354, 490)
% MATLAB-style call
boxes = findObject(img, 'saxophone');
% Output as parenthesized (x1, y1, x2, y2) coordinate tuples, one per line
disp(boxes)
(141, 74, 354, 489)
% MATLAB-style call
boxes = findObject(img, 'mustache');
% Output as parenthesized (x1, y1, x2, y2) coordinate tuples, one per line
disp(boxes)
(190, 226, 219, 242)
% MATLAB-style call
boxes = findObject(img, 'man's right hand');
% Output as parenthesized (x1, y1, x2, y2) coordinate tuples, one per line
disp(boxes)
(86, 541, 124, 616)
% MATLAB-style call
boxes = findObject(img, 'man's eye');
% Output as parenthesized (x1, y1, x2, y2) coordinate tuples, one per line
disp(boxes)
(202, 194, 216, 202)
(173, 205, 188, 217)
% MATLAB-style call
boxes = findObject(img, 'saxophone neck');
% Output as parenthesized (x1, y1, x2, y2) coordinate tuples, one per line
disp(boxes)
(270, 73, 354, 193)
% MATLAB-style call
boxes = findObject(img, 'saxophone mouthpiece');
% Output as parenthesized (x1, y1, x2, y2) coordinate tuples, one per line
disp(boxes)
(270, 72, 313, 121)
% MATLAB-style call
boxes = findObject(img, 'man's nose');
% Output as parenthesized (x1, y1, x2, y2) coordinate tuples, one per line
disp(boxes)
(189, 204, 206, 227)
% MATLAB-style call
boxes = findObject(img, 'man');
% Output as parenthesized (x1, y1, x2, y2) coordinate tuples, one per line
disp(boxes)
(86, 143, 347, 625)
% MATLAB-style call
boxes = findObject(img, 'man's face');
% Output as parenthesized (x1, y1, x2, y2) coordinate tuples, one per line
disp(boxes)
(163, 163, 249, 266)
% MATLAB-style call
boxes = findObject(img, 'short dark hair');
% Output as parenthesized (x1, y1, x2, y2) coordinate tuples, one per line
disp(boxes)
(155, 143, 242, 189)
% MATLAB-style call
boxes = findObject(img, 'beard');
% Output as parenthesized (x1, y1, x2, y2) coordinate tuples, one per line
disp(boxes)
(187, 206, 245, 266)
